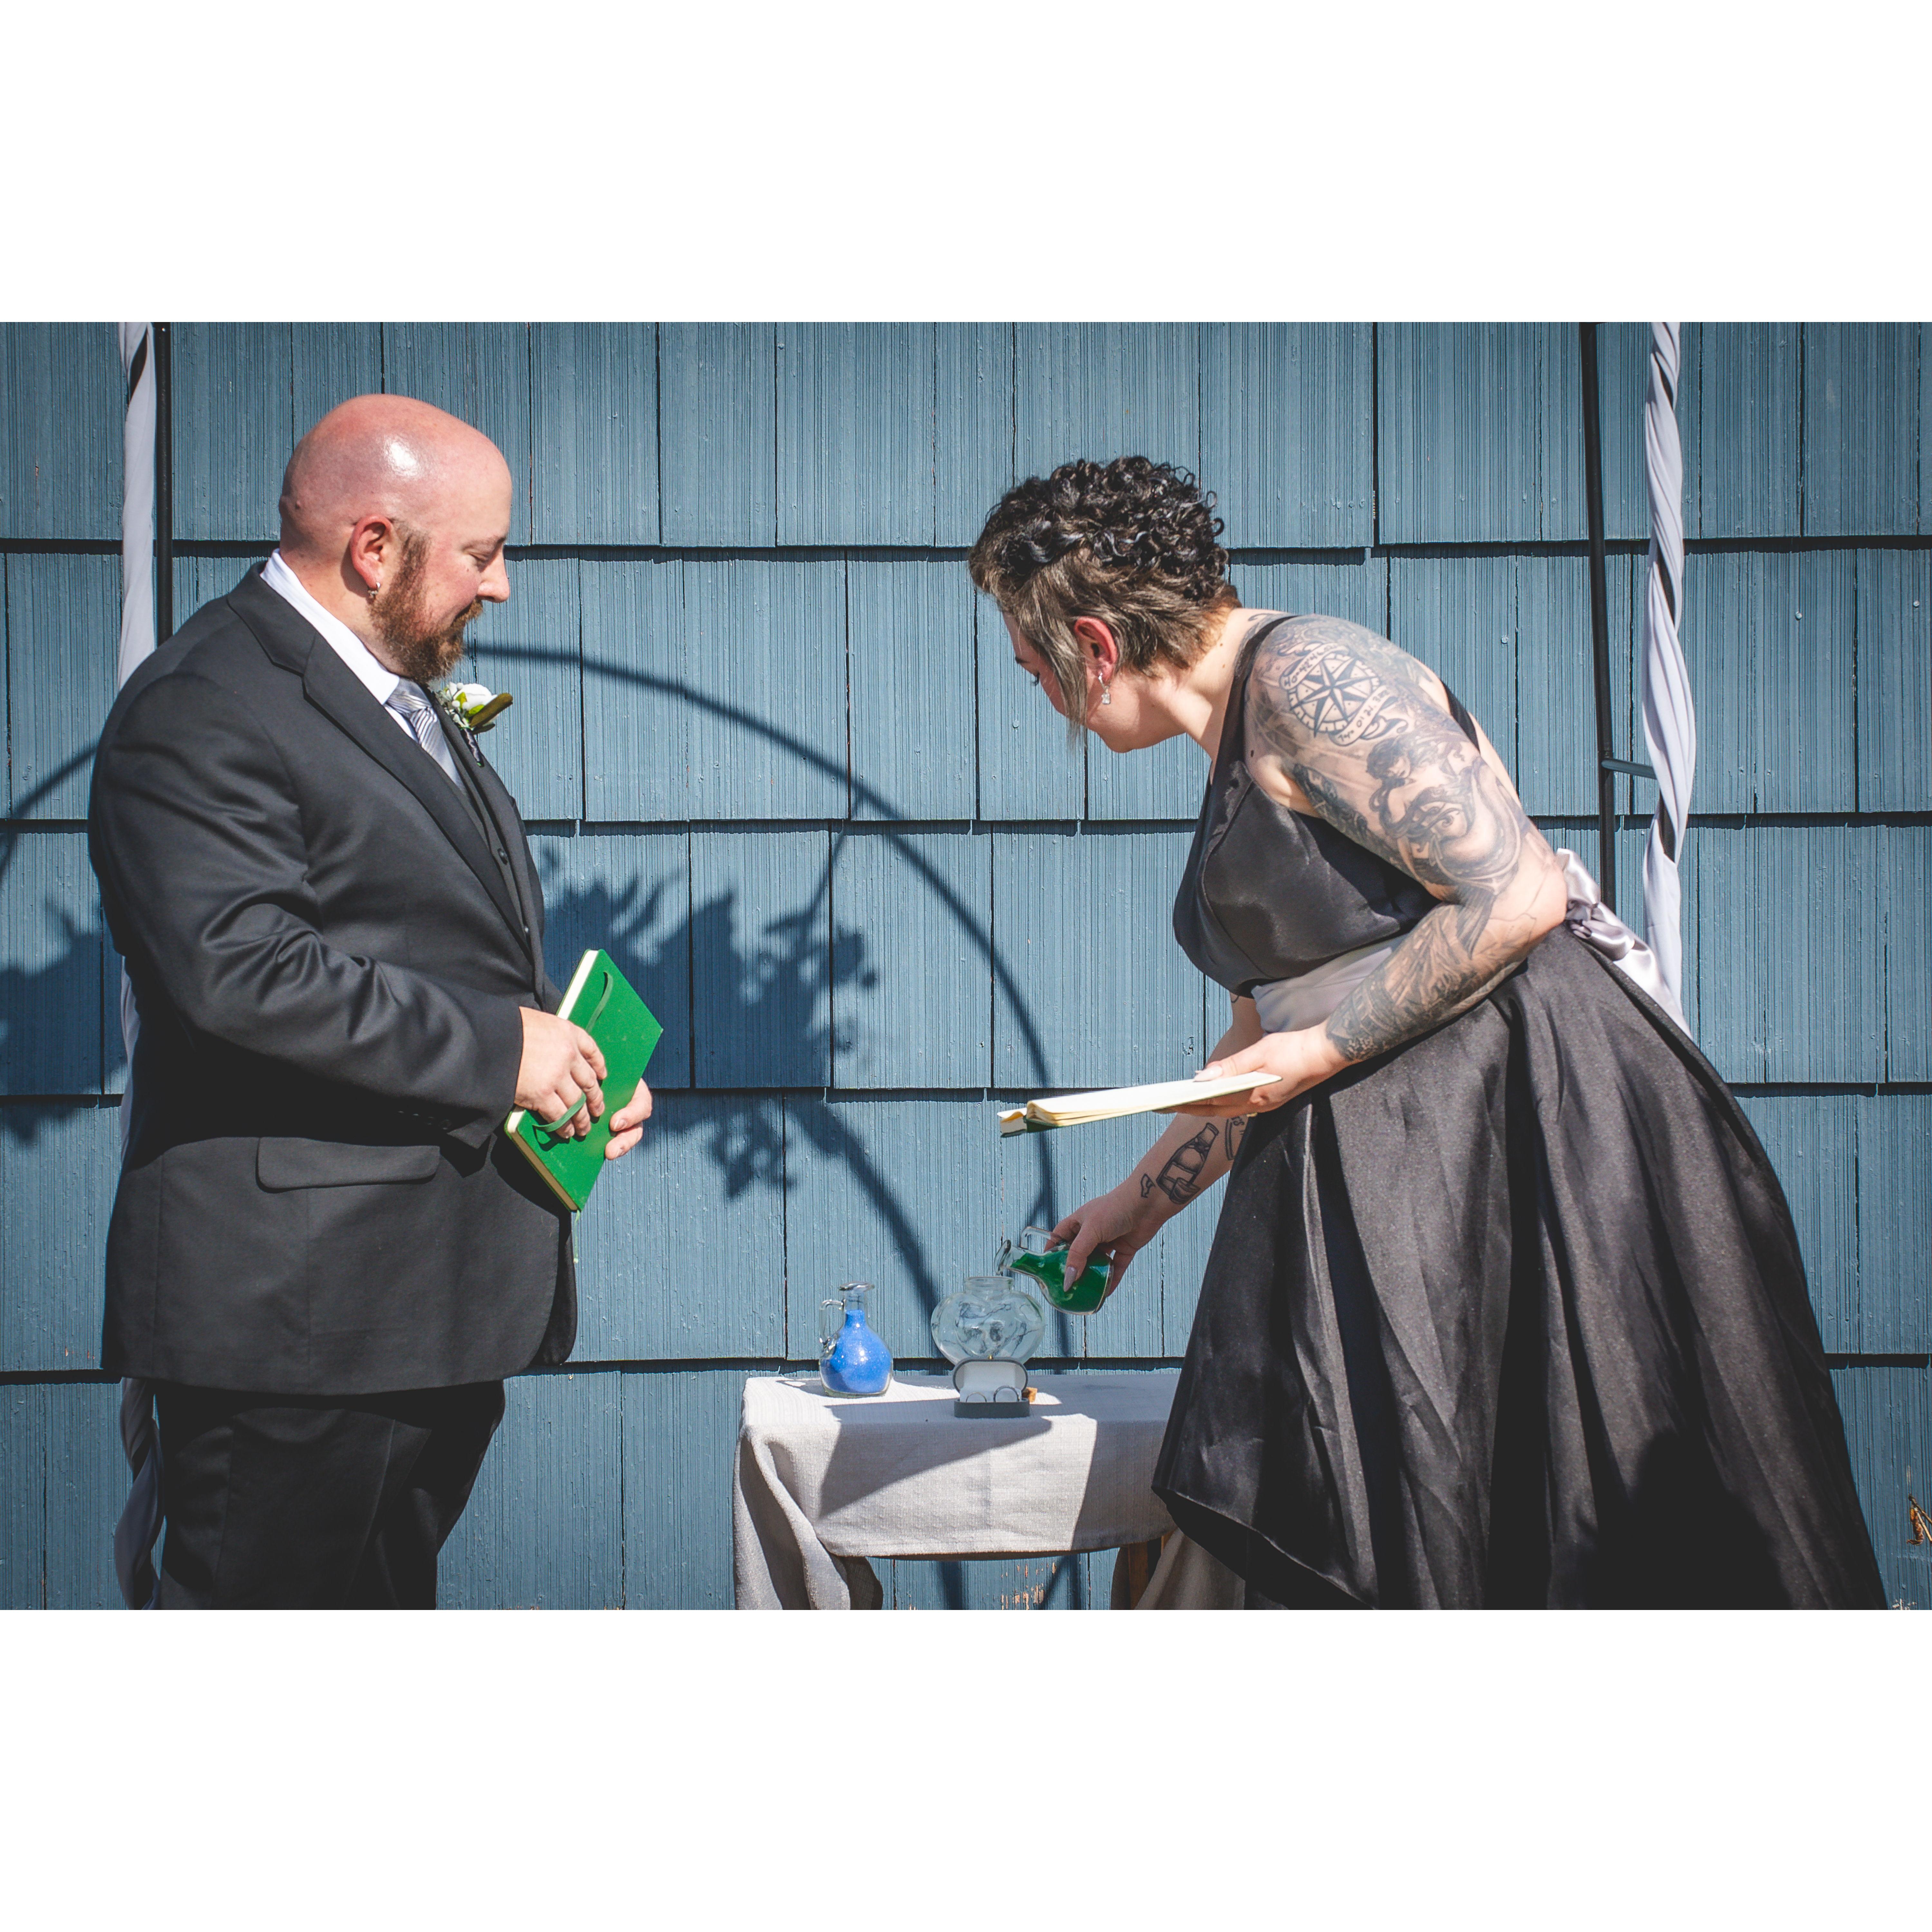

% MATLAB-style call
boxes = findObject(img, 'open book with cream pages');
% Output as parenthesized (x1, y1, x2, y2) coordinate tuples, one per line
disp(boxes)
(997, 1072, 1280, 1137)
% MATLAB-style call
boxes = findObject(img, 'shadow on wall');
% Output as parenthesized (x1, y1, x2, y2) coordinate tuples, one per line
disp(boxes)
(2, 750, 114, 1145)
(537, 863, 991, 1321)
(516, 642, 1066, 1319)
(0, 920, 102, 1148)
(0, 672, 1061, 1323)
(0, 864, 1044, 1326)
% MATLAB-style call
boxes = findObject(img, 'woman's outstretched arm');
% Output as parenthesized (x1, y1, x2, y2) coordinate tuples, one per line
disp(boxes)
(1051, 997, 1263, 1296)
(1182, 612, 1568, 1117)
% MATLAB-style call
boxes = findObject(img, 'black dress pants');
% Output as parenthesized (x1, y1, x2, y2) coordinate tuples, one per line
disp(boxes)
(154, 1381, 506, 1609)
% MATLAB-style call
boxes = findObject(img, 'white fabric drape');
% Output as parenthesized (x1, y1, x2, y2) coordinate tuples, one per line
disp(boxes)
(733, 1372, 1179, 1608)
(113, 322, 162, 1611)
(115, 324, 154, 1158)
(1639, 323, 1694, 1018)
(116, 324, 157, 690)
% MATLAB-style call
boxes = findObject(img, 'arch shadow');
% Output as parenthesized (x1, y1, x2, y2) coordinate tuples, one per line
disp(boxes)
(1, 653, 1074, 1331)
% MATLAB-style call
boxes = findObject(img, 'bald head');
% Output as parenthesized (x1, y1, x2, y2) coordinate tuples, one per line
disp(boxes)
(277, 394, 514, 682)
(279, 393, 510, 561)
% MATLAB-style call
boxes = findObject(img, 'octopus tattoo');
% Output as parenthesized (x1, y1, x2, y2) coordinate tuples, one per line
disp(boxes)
(1246, 614, 1558, 1065)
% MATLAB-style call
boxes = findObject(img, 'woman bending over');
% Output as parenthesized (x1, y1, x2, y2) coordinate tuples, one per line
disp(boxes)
(971, 455, 1882, 1609)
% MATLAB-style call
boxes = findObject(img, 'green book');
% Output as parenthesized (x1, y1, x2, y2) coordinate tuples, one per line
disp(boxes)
(506, 949, 663, 1213)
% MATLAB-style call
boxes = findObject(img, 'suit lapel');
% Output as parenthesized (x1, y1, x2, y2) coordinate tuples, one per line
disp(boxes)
(229, 570, 530, 948)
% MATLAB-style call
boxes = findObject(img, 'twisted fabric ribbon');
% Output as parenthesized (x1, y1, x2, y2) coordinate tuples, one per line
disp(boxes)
(1640, 324, 1695, 1019)
(113, 323, 162, 1609)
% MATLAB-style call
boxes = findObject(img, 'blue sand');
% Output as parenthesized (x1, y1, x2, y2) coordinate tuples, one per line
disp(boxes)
(821, 1308, 893, 1396)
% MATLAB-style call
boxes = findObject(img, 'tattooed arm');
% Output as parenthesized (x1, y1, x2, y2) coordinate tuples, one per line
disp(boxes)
(1047, 999, 1262, 1300)
(1140, 1116, 1243, 1206)
(1180, 612, 1568, 1118)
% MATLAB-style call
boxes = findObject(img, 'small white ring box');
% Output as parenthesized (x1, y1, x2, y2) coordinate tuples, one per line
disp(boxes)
(952, 1359, 1033, 1419)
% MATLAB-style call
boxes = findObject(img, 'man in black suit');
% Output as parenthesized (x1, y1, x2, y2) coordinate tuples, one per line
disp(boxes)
(89, 394, 652, 1608)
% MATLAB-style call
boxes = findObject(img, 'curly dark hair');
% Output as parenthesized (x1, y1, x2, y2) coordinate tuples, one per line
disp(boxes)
(968, 456, 1236, 738)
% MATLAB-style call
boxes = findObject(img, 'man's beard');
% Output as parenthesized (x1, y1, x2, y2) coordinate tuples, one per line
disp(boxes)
(371, 533, 483, 684)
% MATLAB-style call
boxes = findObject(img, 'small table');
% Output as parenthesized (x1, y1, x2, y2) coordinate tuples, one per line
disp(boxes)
(732, 1369, 1180, 1609)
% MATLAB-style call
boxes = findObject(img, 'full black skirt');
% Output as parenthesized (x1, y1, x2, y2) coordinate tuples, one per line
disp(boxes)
(1152, 926, 1886, 1608)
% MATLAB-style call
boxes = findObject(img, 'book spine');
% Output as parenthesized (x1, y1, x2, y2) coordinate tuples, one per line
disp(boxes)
(511, 1125, 585, 1212)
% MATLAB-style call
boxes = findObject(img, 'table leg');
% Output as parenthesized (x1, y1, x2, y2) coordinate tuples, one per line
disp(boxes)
(1109, 1536, 1169, 1609)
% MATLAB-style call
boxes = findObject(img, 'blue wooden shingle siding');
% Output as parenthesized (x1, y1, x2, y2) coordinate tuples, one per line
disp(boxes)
(1199, 325, 1375, 548)
(5, 554, 118, 818)
(847, 558, 979, 821)
(991, 829, 1207, 1090)
(465, 556, 583, 820)
(687, 829, 834, 1087)
(291, 324, 383, 454)
(0, 1103, 118, 1371)
(829, 829, 993, 1089)
(658, 323, 777, 546)
(529, 323, 660, 546)
(1856, 549, 1932, 810)
(570, 1094, 787, 1362)
(1681, 549, 1858, 813)
(1692, 824, 1884, 1084)
(3, 322, 1927, 1609)
(934, 324, 1019, 548)
(1387, 556, 1521, 766)
(1680, 323, 1804, 539)
(777, 324, 935, 547)
(1015, 323, 1201, 487)
(0, 326, 121, 540)
(1830, 1365, 1932, 1605)
(1375, 324, 1589, 544)
(171, 323, 291, 542)
(1884, 826, 1932, 1082)
(1801, 324, 1920, 538)
(582, 557, 848, 821)
(0, 1380, 124, 1609)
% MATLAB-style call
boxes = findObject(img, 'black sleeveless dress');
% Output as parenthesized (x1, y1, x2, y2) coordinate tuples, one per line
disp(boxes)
(1154, 622, 1884, 1608)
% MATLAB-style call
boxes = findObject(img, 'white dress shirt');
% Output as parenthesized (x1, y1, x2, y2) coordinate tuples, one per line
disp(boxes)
(260, 550, 463, 786)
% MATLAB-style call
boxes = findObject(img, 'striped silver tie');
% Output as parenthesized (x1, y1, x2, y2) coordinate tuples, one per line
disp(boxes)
(386, 681, 461, 786)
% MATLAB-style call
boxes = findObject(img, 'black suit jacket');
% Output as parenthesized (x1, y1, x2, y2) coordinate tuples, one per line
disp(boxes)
(88, 565, 575, 1395)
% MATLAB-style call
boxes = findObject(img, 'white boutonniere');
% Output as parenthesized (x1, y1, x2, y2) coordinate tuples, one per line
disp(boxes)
(435, 681, 513, 759)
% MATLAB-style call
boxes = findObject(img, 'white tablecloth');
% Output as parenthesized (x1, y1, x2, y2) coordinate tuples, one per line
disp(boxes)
(732, 1370, 1185, 1609)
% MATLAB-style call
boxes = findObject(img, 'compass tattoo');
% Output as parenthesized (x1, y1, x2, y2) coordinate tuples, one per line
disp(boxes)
(1245, 612, 1562, 1066)
(1280, 640, 1408, 746)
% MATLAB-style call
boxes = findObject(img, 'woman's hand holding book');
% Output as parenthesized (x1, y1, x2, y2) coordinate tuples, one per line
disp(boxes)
(1176, 1025, 1346, 1119)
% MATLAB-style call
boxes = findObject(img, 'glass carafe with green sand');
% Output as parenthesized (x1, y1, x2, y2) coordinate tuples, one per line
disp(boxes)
(1001, 1225, 1111, 1314)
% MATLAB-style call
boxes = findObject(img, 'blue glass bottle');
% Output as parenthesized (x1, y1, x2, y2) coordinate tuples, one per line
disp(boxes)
(818, 1281, 893, 1396)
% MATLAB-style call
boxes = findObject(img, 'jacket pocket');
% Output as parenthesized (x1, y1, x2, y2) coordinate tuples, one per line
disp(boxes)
(256, 1138, 441, 1190)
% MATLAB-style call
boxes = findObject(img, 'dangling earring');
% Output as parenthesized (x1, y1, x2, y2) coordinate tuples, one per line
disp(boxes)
(1100, 680, 1113, 707)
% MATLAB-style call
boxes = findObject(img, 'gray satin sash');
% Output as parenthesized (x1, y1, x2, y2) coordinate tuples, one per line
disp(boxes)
(1551, 848, 1686, 1029)
(1250, 936, 1399, 1033)
(1250, 848, 1685, 1036)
